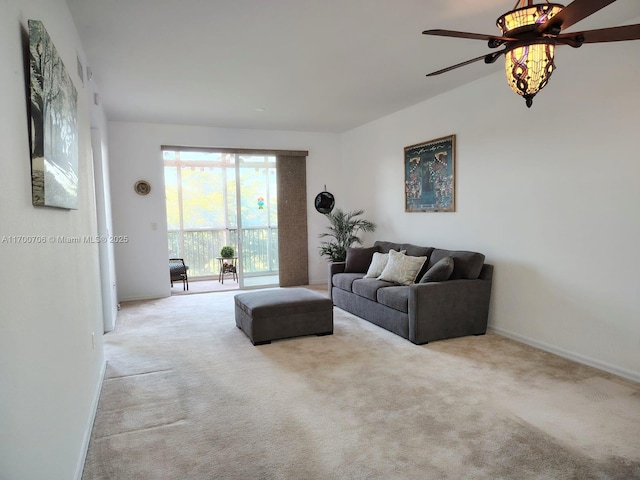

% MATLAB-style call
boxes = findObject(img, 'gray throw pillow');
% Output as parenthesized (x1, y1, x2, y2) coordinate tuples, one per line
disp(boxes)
(420, 256, 454, 283)
(428, 249, 484, 279)
(344, 246, 379, 273)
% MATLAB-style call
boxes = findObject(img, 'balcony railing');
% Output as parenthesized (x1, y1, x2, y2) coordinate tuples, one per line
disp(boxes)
(168, 227, 278, 278)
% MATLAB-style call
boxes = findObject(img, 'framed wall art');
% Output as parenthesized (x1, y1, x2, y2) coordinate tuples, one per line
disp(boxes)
(404, 134, 455, 212)
(29, 19, 79, 209)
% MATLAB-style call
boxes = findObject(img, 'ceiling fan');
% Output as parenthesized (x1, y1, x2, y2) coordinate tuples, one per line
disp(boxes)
(423, 0, 640, 107)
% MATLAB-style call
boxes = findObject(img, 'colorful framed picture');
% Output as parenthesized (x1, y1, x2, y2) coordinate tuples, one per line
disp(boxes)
(404, 135, 455, 212)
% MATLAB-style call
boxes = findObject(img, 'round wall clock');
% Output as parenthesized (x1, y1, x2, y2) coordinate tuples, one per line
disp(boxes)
(134, 180, 151, 195)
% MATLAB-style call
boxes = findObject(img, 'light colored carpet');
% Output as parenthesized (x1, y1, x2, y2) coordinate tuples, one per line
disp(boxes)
(170, 278, 239, 295)
(82, 289, 640, 479)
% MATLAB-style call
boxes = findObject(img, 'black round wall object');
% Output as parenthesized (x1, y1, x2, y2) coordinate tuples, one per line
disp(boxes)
(314, 190, 335, 214)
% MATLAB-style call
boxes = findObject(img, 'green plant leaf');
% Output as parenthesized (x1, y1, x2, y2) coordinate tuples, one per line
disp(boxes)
(317, 208, 376, 262)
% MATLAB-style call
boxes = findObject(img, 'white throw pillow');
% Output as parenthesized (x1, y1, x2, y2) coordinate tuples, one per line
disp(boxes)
(364, 249, 405, 278)
(378, 249, 427, 285)
(364, 252, 389, 278)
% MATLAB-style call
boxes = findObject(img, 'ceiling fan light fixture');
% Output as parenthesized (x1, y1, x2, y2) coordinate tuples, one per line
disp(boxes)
(505, 41, 555, 107)
(497, 3, 564, 107)
(423, 0, 640, 108)
(497, 3, 564, 36)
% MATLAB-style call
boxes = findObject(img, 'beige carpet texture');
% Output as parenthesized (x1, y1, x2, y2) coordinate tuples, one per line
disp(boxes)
(82, 289, 640, 479)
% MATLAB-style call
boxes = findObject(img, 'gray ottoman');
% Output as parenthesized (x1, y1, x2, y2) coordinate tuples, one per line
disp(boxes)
(234, 288, 333, 345)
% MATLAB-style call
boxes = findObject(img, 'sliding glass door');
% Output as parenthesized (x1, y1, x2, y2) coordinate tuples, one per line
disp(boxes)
(236, 154, 278, 288)
(164, 149, 278, 288)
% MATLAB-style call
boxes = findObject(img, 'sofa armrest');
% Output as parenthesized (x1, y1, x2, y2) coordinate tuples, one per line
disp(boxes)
(408, 276, 493, 344)
(327, 262, 346, 300)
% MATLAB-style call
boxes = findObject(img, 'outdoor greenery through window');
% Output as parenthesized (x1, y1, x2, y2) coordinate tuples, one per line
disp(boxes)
(164, 149, 278, 280)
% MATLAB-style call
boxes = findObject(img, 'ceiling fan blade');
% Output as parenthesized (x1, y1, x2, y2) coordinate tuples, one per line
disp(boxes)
(426, 51, 505, 77)
(558, 24, 640, 43)
(538, 0, 616, 34)
(422, 29, 516, 43)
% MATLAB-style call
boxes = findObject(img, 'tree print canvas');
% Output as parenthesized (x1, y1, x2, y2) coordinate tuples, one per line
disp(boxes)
(29, 20, 78, 209)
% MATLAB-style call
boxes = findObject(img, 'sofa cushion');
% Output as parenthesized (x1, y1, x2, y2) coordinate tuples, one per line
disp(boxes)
(402, 244, 434, 259)
(378, 249, 427, 285)
(374, 241, 402, 254)
(352, 278, 397, 301)
(401, 245, 434, 280)
(364, 252, 389, 278)
(364, 250, 404, 278)
(428, 249, 485, 280)
(420, 256, 454, 283)
(374, 241, 434, 280)
(332, 273, 364, 292)
(376, 286, 410, 313)
(344, 246, 379, 273)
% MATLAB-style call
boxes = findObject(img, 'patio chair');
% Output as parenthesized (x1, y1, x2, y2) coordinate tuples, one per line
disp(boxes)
(169, 258, 189, 291)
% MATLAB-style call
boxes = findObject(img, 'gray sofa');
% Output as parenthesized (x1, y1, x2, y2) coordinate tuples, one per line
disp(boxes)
(328, 240, 493, 344)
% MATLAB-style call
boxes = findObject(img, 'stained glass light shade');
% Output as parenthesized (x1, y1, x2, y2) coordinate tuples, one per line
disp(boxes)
(497, 4, 564, 107)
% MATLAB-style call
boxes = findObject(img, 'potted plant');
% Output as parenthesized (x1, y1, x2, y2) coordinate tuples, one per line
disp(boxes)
(319, 208, 376, 262)
(220, 246, 235, 258)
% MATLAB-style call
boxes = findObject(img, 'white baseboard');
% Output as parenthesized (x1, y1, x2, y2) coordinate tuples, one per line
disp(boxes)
(119, 294, 168, 302)
(75, 360, 107, 480)
(489, 326, 640, 384)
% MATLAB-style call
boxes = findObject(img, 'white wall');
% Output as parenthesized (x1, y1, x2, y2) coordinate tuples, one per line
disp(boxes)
(92, 125, 118, 332)
(108, 122, 344, 300)
(0, 1, 106, 478)
(341, 40, 640, 381)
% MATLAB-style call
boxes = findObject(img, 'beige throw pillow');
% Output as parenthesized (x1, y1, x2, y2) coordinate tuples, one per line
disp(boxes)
(378, 249, 427, 285)
(364, 250, 405, 278)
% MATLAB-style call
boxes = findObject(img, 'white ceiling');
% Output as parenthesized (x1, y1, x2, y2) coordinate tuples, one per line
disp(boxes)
(66, 0, 640, 133)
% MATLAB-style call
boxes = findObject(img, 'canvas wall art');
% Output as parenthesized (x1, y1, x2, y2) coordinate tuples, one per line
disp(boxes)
(29, 19, 78, 209)
(404, 135, 456, 212)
